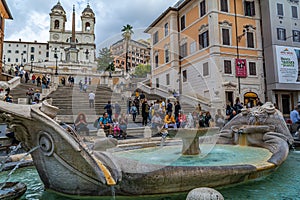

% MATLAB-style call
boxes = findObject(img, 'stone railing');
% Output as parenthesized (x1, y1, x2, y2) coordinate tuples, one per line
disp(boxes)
(8, 77, 21, 89)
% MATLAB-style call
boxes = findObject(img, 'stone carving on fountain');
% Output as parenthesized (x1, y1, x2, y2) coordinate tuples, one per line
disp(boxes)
(0, 100, 121, 196)
(219, 102, 294, 166)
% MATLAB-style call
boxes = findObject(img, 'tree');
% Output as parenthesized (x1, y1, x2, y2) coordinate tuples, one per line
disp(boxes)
(96, 47, 115, 71)
(121, 24, 134, 73)
(134, 64, 151, 78)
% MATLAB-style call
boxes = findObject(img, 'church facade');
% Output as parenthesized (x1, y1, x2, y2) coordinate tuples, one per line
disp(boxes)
(48, 1, 96, 63)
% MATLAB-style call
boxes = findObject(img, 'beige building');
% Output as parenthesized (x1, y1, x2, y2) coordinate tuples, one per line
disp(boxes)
(145, 0, 264, 109)
(110, 39, 150, 69)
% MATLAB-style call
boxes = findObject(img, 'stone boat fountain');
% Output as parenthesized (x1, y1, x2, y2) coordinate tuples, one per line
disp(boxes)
(0, 101, 293, 197)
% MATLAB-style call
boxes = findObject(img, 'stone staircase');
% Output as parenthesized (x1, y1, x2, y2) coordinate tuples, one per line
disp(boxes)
(9, 83, 43, 104)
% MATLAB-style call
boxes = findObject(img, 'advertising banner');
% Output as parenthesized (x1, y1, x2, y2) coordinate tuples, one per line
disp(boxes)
(276, 46, 300, 83)
(235, 58, 247, 78)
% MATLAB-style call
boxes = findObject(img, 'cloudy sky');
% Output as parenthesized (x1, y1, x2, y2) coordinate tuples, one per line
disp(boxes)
(4, 0, 179, 49)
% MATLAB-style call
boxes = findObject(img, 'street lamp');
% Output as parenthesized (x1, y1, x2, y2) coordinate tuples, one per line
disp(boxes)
(30, 58, 34, 73)
(109, 62, 113, 78)
(54, 49, 58, 75)
(21, 53, 24, 66)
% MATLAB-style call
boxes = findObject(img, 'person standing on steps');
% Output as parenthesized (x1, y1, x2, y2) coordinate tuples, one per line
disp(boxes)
(88, 91, 95, 108)
(142, 98, 149, 126)
(130, 104, 137, 122)
(104, 101, 113, 122)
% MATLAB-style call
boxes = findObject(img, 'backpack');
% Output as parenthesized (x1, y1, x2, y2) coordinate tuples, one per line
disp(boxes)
(93, 117, 100, 128)
(131, 106, 137, 114)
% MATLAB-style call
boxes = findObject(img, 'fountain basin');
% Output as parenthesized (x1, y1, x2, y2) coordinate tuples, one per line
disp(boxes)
(106, 144, 276, 195)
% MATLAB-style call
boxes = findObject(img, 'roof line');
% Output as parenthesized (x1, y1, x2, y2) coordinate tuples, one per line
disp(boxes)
(2, 0, 13, 19)
(144, 0, 192, 33)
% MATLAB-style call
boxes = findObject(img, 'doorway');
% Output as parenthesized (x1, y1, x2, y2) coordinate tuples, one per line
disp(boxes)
(244, 92, 258, 108)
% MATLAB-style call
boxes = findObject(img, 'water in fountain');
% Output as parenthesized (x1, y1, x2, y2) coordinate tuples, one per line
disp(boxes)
(1, 150, 300, 199)
(160, 130, 168, 148)
(0, 145, 40, 190)
(110, 186, 116, 200)
(0, 142, 22, 172)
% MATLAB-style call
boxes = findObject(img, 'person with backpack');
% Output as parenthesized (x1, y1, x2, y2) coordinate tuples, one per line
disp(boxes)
(226, 101, 236, 122)
(130, 104, 137, 122)
(233, 97, 243, 114)
(141, 98, 149, 126)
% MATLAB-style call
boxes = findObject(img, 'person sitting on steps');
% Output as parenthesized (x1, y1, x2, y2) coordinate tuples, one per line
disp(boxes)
(164, 111, 177, 129)
(98, 112, 113, 136)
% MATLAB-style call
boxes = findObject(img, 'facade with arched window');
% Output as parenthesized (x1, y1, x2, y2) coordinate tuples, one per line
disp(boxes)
(48, 2, 96, 63)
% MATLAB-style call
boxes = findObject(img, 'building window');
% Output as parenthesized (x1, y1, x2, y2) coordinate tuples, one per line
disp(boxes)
(24, 45, 26, 47)
(199, 31, 209, 49)
(224, 60, 232, 74)
(155, 53, 159, 68)
(164, 23, 169, 36)
(165, 49, 169, 63)
(183, 70, 187, 82)
(244, 1, 255, 16)
(156, 78, 159, 88)
(23, 51, 26, 54)
(31, 47, 35, 53)
(153, 31, 159, 45)
(180, 43, 188, 59)
(220, 0, 228, 12)
(247, 32, 254, 48)
(292, 6, 298, 18)
(180, 15, 186, 31)
(54, 20, 60, 29)
(200, 0, 206, 17)
(7, 58, 10, 62)
(190, 41, 196, 54)
(7, 50, 11, 53)
(277, 3, 284, 16)
(277, 28, 286, 41)
(15, 58, 18, 62)
(203, 62, 209, 76)
(249, 62, 256, 76)
(166, 74, 170, 85)
(222, 28, 230, 45)
(15, 50, 19, 54)
(293, 30, 300, 42)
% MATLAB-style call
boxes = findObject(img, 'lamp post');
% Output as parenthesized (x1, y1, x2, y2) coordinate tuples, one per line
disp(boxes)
(21, 53, 23, 66)
(54, 49, 58, 75)
(109, 62, 113, 78)
(30, 58, 33, 73)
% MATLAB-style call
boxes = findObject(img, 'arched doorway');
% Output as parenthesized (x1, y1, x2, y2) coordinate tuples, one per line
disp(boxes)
(244, 92, 258, 108)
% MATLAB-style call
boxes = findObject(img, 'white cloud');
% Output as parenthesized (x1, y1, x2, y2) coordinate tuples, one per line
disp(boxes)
(5, 0, 179, 48)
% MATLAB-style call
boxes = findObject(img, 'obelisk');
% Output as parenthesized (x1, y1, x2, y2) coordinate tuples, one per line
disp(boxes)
(65, 5, 79, 62)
